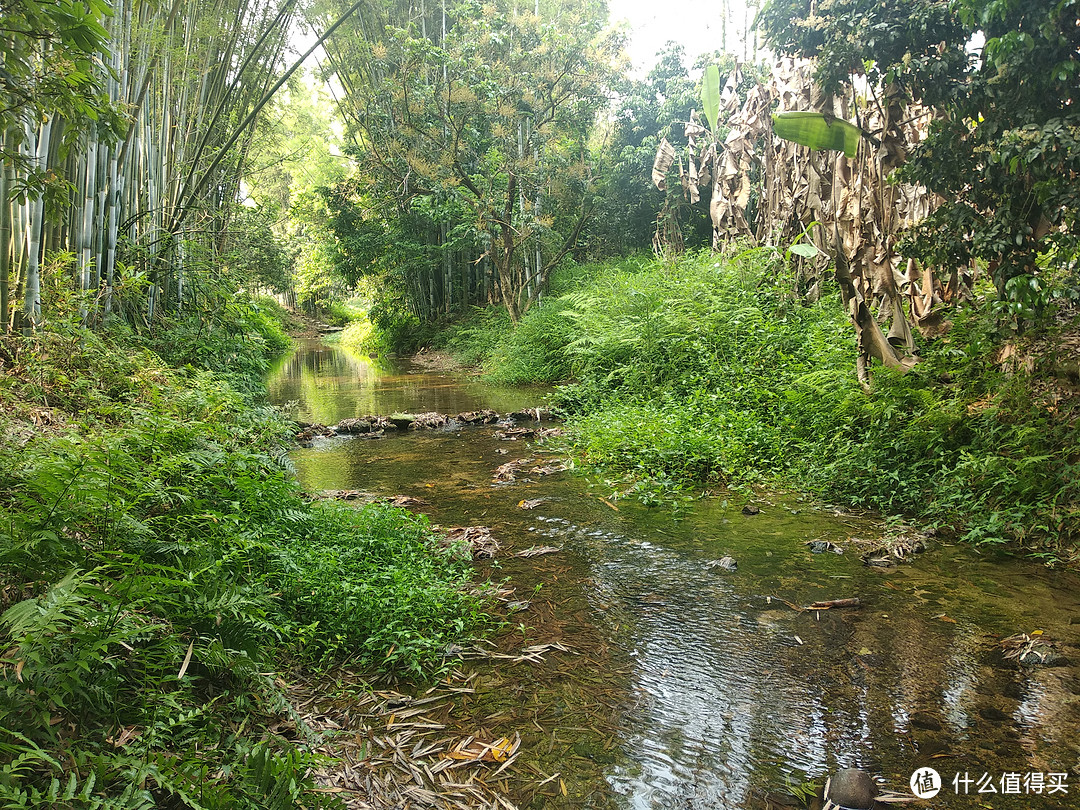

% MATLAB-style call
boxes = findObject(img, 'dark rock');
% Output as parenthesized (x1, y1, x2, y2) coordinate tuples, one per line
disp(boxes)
(508, 408, 543, 422)
(335, 418, 371, 434)
(910, 711, 943, 731)
(388, 414, 415, 429)
(862, 550, 898, 570)
(916, 737, 949, 757)
(978, 706, 1011, 723)
(456, 409, 499, 424)
(826, 768, 877, 810)
(742, 504, 760, 515)
(1019, 650, 1069, 667)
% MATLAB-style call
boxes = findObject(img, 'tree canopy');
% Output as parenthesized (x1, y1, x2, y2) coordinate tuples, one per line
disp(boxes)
(317, 0, 619, 321)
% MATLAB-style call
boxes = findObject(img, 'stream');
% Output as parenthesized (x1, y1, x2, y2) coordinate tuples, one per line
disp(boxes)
(268, 341, 1080, 809)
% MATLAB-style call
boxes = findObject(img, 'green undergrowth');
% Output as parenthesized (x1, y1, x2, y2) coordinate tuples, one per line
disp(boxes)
(442, 250, 1080, 563)
(0, 306, 491, 807)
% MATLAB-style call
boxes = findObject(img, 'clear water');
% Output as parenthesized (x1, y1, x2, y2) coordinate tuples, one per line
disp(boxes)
(268, 342, 1080, 809)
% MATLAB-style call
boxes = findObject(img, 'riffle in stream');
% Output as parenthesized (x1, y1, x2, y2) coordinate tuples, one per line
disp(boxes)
(269, 342, 1080, 809)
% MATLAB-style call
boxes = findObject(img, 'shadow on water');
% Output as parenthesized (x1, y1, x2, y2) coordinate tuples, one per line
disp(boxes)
(269, 342, 1080, 809)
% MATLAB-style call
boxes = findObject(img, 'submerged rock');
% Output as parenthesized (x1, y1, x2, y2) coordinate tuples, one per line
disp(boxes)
(706, 555, 738, 571)
(807, 539, 844, 554)
(996, 632, 1069, 667)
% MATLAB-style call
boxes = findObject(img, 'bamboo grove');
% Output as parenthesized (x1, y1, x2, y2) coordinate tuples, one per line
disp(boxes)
(0, 0, 307, 332)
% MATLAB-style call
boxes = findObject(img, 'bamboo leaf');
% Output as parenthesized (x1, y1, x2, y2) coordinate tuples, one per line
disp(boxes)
(771, 112, 862, 159)
(701, 64, 721, 132)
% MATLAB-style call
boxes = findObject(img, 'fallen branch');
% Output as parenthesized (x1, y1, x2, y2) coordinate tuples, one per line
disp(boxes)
(808, 597, 861, 610)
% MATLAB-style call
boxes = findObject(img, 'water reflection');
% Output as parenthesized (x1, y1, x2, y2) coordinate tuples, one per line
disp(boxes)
(267, 342, 1080, 809)
(267, 340, 540, 424)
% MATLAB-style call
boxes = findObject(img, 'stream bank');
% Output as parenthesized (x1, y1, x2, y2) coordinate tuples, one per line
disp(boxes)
(269, 340, 1080, 810)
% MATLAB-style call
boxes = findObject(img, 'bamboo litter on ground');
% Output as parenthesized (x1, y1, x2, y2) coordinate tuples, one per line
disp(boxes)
(289, 641, 582, 810)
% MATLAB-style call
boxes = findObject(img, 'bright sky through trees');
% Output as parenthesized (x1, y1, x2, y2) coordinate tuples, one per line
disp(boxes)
(609, 0, 758, 71)
(290, 0, 758, 78)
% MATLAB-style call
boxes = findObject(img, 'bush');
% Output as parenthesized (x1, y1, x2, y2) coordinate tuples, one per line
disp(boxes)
(148, 298, 290, 377)
(273, 503, 490, 674)
(339, 318, 377, 355)
(451, 249, 1080, 557)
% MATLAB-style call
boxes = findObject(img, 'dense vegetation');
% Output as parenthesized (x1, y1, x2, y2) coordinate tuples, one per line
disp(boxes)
(3, 0, 1080, 803)
(439, 250, 1080, 563)
(0, 308, 490, 806)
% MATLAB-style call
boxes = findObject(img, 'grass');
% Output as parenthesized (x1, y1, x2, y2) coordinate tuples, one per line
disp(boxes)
(436, 249, 1080, 563)
(0, 300, 492, 807)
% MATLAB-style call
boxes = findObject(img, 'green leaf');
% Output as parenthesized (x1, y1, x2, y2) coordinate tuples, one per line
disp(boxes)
(771, 112, 862, 159)
(701, 64, 721, 132)
(789, 243, 820, 259)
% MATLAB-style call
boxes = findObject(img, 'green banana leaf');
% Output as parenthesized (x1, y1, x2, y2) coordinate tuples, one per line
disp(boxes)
(701, 64, 721, 133)
(771, 112, 862, 159)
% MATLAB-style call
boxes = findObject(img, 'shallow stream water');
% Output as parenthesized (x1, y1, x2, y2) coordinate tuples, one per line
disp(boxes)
(268, 341, 1080, 809)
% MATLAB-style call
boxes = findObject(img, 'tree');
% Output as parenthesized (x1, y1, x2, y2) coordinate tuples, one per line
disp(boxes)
(584, 44, 716, 258)
(322, 0, 618, 322)
(758, 0, 1080, 298)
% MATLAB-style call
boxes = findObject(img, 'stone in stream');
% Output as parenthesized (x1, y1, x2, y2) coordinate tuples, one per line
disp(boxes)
(742, 504, 761, 515)
(457, 409, 499, 424)
(334, 417, 372, 434)
(806, 539, 844, 554)
(388, 413, 415, 429)
(826, 768, 877, 810)
(507, 407, 559, 422)
(409, 411, 449, 429)
(705, 556, 738, 571)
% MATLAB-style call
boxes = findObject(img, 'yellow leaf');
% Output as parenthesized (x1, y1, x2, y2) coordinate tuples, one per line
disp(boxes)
(560, 778, 567, 796)
(489, 737, 513, 762)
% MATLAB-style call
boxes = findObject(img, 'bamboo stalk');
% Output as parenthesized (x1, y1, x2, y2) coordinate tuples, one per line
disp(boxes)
(0, 134, 10, 333)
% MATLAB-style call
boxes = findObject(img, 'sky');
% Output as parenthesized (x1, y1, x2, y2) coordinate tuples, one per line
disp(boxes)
(607, 0, 759, 73)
